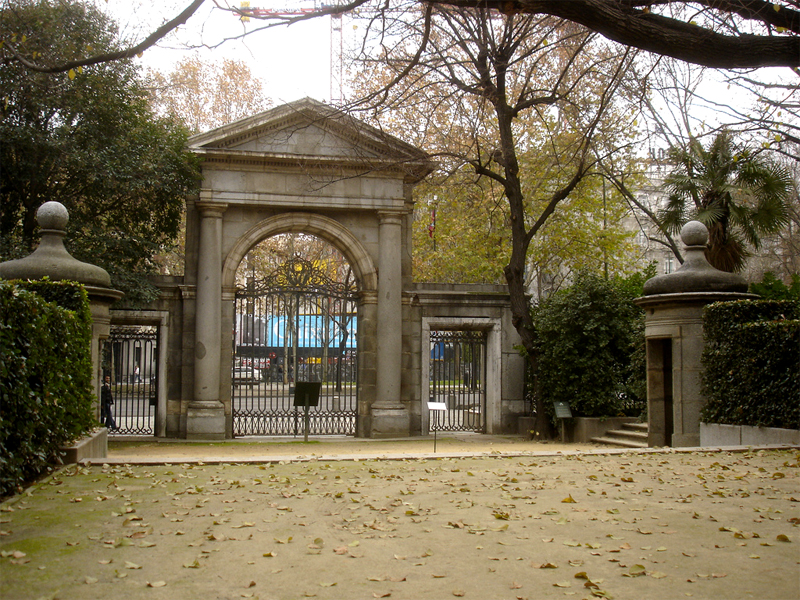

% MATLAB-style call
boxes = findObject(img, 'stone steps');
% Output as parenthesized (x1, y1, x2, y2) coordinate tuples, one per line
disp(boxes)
(592, 422, 649, 449)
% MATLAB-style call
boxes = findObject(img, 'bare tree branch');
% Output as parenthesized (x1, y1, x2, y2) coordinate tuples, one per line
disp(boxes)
(3, 0, 206, 73)
(434, 0, 800, 68)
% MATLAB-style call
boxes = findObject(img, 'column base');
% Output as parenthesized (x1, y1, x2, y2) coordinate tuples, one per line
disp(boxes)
(186, 401, 226, 440)
(671, 432, 700, 447)
(370, 405, 410, 438)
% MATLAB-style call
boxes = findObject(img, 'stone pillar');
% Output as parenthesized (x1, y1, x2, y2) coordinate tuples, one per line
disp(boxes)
(0, 201, 123, 425)
(371, 211, 409, 437)
(635, 222, 755, 448)
(187, 201, 227, 439)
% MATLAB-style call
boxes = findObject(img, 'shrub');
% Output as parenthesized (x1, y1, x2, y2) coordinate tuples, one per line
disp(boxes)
(532, 270, 648, 422)
(749, 272, 800, 300)
(701, 299, 800, 429)
(0, 279, 95, 497)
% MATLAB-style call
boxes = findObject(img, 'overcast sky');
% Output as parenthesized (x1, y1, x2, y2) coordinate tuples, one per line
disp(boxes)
(103, 0, 336, 104)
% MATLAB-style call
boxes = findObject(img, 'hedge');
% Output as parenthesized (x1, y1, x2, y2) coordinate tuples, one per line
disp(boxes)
(701, 299, 800, 429)
(0, 279, 95, 497)
(533, 271, 647, 422)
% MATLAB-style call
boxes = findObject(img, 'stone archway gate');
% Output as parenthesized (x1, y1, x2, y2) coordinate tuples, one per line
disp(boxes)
(179, 98, 434, 439)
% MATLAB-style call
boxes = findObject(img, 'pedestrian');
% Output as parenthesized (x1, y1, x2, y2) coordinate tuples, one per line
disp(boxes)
(101, 375, 117, 430)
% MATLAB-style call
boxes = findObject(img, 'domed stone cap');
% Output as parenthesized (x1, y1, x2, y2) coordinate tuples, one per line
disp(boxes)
(642, 221, 748, 296)
(0, 201, 112, 288)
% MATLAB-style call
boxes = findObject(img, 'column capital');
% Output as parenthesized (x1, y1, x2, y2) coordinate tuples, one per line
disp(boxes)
(377, 210, 405, 225)
(359, 290, 378, 305)
(196, 201, 228, 218)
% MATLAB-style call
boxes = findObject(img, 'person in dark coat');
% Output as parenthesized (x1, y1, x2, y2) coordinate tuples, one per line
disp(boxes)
(101, 375, 117, 430)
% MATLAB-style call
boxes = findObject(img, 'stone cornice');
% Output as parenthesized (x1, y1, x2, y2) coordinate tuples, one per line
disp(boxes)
(192, 148, 434, 184)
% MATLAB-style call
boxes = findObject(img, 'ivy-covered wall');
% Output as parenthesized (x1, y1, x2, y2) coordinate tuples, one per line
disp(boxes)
(0, 279, 95, 496)
(701, 300, 800, 430)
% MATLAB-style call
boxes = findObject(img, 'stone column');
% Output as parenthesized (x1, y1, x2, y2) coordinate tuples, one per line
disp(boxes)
(371, 211, 409, 437)
(187, 201, 227, 439)
(635, 221, 755, 448)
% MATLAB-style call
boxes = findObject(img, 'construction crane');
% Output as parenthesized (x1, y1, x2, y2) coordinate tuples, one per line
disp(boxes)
(237, 1, 344, 104)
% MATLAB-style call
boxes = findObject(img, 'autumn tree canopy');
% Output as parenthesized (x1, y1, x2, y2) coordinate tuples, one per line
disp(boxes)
(146, 55, 272, 133)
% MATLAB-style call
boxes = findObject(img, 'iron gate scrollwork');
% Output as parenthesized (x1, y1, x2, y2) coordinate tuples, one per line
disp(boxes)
(103, 325, 159, 435)
(429, 330, 487, 433)
(233, 256, 358, 436)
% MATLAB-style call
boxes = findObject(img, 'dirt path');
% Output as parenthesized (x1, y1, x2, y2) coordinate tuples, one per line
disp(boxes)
(1, 447, 798, 600)
(106, 434, 598, 462)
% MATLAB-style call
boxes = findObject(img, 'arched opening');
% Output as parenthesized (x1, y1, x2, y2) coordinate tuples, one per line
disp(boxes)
(231, 233, 360, 436)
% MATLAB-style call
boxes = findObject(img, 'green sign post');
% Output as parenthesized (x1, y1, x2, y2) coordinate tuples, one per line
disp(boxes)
(553, 401, 572, 443)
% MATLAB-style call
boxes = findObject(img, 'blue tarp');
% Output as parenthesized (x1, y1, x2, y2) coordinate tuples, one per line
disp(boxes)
(238, 314, 356, 349)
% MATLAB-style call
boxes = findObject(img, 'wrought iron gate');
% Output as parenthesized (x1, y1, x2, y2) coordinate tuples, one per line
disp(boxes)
(233, 256, 358, 436)
(103, 325, 158, 435)
(429, 330, 487, 432)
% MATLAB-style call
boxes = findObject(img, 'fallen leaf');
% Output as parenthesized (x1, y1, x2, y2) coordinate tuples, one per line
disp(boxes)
(623, 564, 646, 578)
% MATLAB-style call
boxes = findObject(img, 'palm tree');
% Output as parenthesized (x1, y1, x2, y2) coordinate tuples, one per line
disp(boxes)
(659, 131, 793, 272)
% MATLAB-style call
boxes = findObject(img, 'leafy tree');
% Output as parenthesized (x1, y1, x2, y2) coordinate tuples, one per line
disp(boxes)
(659, 131, 793, 272)
(0, 0, 200, 305)
(349, 7, 643, 435)
(146, 55, 273, 133)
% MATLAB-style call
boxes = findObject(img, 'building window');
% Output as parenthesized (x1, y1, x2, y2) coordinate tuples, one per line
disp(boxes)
(665, 255, 675, 274)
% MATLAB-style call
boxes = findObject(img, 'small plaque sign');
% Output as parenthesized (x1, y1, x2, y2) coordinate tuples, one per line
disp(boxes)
(553, 401, 572, 419)
(293, 382, 322, 407)
(427, 401, 447, 411)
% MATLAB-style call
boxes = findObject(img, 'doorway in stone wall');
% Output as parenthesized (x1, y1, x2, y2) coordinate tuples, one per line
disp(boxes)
(428, 330, 487, 433)
(104, 325, 158, 435)
(232, 233, 359, 436)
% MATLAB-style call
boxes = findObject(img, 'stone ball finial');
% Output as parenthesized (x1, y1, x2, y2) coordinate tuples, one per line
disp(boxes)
(681, 220, 708, 247)
(36, 201, 69, 231)
(0, 200, 114, 289)
(640, 219, 748, 296)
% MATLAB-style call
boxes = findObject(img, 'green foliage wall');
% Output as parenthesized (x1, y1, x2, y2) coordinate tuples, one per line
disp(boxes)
(532, 270, 650, 422)
(0, 279, 95, 496)
(701, 300, 800, 429)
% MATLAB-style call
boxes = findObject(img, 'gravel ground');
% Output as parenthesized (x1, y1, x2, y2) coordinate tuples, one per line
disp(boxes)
(1, 441, 798, 600)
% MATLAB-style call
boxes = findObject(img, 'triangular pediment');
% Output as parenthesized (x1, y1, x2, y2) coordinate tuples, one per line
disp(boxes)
(188, 98, 429, 165)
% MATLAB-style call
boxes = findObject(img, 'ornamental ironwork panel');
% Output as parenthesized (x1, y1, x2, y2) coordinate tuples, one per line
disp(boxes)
(429, 330, 487, 433)
(103, 325, 158, 436)
(233, 256, 359, 436)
